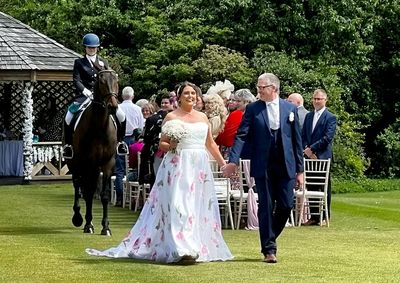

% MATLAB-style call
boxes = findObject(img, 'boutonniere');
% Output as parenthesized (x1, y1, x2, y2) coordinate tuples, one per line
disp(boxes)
(98, 61, 105, 67)
(289, 112, 294, 122)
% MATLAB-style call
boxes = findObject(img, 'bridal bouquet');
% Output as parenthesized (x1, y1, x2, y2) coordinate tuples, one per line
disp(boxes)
(161, 120, 188, 153)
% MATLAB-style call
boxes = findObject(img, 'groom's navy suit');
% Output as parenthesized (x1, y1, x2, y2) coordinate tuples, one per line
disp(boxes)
(229, 98, 303, 255)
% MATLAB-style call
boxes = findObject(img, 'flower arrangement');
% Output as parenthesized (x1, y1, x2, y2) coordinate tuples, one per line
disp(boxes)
(161, 120, 188, 153)
(21, 82, 34, 180)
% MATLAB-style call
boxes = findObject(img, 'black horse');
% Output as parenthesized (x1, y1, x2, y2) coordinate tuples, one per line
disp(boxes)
(66, 70, 119, 236)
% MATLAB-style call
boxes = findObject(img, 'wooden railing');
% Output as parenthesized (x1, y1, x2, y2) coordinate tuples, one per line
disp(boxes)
(31, 142, 71, 180)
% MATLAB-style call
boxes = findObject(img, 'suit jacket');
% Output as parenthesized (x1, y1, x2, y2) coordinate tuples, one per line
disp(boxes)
(297, 105, 309, 130)
(72, 55, 109, 99)
(229, 99, 304, 179)
(138, 110, 168, 184)
(302, 109, 337, 159)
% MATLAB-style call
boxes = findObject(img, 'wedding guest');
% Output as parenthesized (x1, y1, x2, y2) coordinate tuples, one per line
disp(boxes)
(114, 86, 145, 206)
(206, 79, 235, 106)
(127, 128, 145, 182)
(232, 89, 256, 159)
(215, 93, 243, 159)
(288, 92, 309, 130)
(203, 93, 228, 139)
(302, 89, 337, 226)
(134, 98, 148, 108)
(139, 92, 172, 188)
(141, 103, 156, 120)
(86, 81, 233, 263)
(194, 94, 205, 112)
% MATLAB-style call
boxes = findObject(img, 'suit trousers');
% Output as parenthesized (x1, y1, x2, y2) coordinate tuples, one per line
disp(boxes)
(255, 129, 295, 255)
(114, 136, 135, 199)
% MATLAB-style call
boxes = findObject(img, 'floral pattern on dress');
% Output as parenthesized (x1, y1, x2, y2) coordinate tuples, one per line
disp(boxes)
(86, 121, 233, 263)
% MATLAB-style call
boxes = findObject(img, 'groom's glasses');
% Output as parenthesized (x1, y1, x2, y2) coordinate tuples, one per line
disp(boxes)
(256, 84, 273, 90)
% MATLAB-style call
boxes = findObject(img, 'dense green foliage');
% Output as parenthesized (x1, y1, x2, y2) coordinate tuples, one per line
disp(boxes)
(332, 178, 400, 194)
(2, 0, 400, 178)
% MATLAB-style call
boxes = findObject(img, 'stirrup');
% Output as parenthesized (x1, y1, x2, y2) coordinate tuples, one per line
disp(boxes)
(62, 144, 74, 159)
(116, 142, 128, 155)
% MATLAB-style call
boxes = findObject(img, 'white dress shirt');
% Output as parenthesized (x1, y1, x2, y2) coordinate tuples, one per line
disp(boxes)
(119, 100, 145, 136)
(312, 107, 326, 132)
(266, 98, 280, 130)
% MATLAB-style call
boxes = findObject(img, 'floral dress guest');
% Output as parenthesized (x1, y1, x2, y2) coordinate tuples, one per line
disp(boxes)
(86, 81, 233, 263)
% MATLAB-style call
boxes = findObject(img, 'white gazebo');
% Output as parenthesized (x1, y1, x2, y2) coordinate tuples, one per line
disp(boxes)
(0, 12, 82, 181)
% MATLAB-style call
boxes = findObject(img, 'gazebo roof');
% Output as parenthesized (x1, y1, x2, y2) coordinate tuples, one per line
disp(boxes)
(0, 12, 81, 81)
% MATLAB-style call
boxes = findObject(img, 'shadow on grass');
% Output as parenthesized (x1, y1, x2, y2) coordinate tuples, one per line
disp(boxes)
(0, 226, 70, 235)
(73, 256, 260, 267)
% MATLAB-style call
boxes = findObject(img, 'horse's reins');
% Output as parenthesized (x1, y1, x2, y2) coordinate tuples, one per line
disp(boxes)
(92, 70, 118, 108)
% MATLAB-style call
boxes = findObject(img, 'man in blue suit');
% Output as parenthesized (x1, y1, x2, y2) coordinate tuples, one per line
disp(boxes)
(302, 89, 337, 225)
(223, 73, 304, 263)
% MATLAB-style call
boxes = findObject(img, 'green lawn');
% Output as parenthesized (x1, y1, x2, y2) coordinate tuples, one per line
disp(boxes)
(0, 183, 399, 282)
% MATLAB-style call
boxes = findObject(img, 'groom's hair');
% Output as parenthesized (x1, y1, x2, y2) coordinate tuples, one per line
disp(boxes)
(259, 73, 280, 94)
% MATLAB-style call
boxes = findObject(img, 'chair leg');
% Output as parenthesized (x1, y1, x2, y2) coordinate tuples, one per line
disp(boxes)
(298, 197, 305, 227)
(324, 198, 330, 227)
(228, 202, 234, 230)
(135, 185, 143, 212)
(128, 184, 133, 210)
(122, 184, 126, 208)
(236, 200, 243, 230)
(289, 209, 295, 226)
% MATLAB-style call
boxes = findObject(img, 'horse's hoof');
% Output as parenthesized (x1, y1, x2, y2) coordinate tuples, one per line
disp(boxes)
(83, 225, 94, 234)
(72, 214, 83, 227)
(101, 229, 112, 236)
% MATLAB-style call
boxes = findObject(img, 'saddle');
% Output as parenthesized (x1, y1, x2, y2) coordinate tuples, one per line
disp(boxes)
(69, 100, 91, 131)
(70, 100, 117, 132)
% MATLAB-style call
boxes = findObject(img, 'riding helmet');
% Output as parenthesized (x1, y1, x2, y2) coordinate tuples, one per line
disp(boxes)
(82, 33, 100, 48)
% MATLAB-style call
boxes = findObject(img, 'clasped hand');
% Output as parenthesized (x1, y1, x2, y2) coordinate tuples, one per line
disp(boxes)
(303, 147, 317, 159)
(221, 163, 238, 178)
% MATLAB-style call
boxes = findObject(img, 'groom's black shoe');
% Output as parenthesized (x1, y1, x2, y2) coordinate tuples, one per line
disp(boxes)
(263, 253, 277, 263)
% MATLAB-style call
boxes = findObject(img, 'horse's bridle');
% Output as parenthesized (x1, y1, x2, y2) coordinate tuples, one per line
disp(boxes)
(93, 70, 119, 108)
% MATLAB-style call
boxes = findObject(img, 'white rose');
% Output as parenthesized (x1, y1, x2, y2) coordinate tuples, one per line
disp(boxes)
(289, 112, 294, 122)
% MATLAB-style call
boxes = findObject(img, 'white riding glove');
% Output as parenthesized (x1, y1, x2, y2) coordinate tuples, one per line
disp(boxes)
(82, 88, 93, 98)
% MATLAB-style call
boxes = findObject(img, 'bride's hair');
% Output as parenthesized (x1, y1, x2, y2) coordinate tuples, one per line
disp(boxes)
(176, 81, 199, 99)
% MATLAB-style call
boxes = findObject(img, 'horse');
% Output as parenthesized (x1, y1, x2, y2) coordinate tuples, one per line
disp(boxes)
(67, 69, 119, 236)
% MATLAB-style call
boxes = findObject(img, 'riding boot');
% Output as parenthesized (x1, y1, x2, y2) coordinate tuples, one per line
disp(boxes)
(116, 119, 128, 155)
(62, 121, 74, 159)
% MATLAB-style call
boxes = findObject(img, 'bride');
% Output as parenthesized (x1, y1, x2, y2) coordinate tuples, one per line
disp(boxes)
(86, 81, 233, 263)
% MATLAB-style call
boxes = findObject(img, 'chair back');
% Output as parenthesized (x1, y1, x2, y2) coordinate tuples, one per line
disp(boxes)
(209, 159, 234, 229)
(303, 158, 331, 192)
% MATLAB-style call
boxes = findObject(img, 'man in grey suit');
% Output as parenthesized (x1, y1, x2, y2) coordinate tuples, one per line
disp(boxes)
(223, 73, 304, 264)
(287, 93, 308, 130)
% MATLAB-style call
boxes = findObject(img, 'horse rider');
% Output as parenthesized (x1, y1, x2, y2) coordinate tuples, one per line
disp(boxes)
(63, 33, 128, 159)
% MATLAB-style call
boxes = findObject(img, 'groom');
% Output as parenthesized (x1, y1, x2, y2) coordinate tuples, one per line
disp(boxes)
(223, 73, 304, 263)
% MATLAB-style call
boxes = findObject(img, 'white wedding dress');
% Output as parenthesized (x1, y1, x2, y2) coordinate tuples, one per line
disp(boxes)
(86, 120, 233, 263)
